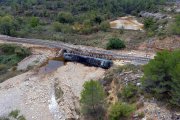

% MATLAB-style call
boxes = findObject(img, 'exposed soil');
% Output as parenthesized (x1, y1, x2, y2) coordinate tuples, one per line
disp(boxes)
(0, 62, 105, 120)
(138, 35, 180, 52)
(110, 16, 144, 31)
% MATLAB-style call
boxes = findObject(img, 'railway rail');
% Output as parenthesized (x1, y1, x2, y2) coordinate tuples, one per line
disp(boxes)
(0, 35, 152, 64)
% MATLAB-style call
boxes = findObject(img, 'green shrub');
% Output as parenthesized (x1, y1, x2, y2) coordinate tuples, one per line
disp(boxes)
(144, 18, 157, 30)
(0, 44, 16, 54)
(9, 110, 20, 119)
(81, 26, 94, 34)
(15, 47, 31, 58)
(8, 110, 26, 120)
(93, 16, 103, 24)
(0, 44, 30, 58)
(99, 21, 110, 32)
(147, 31, 155, 37)
(121, 84, 138, 102)
(106, 38, 126, 50)
(15, 28, 29, 37)
(171, 15, 180, 35)
(57, 12, 74, 24)
(0, 44, 31, 78)
(138, 112, 145, 119)
(17, 115, 26, 120)
(109, 102, 135, 120)
(52, 22, 63, 32)
(29, 17, 40, 27)
(61, 24, 73, 33)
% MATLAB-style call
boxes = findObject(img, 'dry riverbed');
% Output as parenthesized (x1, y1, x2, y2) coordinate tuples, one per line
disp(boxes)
(0, 41, 105, 119)
(0, 39, 160, 120)
(0, 62, 105, 120)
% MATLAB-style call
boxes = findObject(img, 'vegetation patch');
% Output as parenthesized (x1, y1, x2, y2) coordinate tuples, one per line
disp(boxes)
(0, 44, 31, 83)
(0, 110, 26, 120)
(120, 83, 139, 103)
(108, 102, 135, 120)
(0, 0, 170, 48)
(80, 80, 106, 119)
(171, 15, 180, 35)
(142, 50, 180, 106)
(106, 38, 126, 50)
(54, 80, 64, 101)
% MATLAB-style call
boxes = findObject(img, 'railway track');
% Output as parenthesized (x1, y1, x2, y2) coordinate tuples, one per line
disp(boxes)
(0, 35, 152, 64)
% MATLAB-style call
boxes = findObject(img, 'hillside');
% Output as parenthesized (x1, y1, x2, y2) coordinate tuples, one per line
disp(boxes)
(0, 0, 179, 120)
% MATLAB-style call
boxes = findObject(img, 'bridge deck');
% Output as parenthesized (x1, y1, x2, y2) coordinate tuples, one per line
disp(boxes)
(0, 35, 152, 64)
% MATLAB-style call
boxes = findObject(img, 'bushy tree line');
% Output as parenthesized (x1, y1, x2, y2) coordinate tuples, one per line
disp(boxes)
(0, 0, 167, 36)
(1, 0, 166, 16)
(0, 15, 40, 36)
(0, 44, 31, 80)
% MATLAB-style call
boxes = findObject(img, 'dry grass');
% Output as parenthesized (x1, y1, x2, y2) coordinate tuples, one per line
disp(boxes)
(28, 30, 147, 50)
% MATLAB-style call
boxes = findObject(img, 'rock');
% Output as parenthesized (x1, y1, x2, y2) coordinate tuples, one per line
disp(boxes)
(139, 11, 167, 20)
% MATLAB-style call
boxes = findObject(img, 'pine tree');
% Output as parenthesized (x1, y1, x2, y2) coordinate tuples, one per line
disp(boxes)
(80, 80, 105, 116)
(169, 50, 180, 106)
(142, 50, 180, 106)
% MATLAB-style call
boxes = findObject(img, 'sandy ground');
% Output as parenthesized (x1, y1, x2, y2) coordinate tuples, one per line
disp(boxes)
(110, 16, 144, 31)
(0, 62, 105, 120)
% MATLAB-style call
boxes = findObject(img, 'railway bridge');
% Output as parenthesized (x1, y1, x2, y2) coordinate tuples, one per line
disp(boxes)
(0, 35, 152, 64)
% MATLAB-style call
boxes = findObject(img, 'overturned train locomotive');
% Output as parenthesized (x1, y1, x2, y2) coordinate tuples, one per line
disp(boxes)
(64, 53, 113, 69)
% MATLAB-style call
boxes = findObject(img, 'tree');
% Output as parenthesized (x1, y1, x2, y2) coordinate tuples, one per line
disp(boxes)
(109, 102, 135, 120)
(30, 17, 39, 27)
(144, 18, 157, 30)
(0, 15, 14, 35)
(80, 80, 105, 116)
(170, 64, 180, 106)
(121, 83, 138, 102)
(142, 50, 180, 106)
(57, 12, 73, 24)
(106, 38, 126, 50)
(93, 16, 103, 24)
(99, 21, 110, 32)
(142, 51, 172, 97)
(52, 22, 63, 32)
(171, 15, 180, 35)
